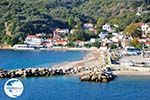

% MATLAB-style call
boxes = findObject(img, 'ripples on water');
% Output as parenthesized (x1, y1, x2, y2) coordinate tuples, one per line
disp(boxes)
(0, 50, 150, 100)
(0, 76, 150, 100)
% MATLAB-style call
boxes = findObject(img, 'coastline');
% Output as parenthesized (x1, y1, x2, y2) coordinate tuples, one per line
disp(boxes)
(0, 48, 116, 82)
(51, 48, 100, 69)
(110, 64, 150, 76)
(113, 71, 150, 76)
(0, 46, 94, 51)
(0, 47, 150, 77)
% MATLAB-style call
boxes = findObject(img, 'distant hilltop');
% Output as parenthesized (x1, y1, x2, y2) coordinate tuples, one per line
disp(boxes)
(0, 0, 149, 45)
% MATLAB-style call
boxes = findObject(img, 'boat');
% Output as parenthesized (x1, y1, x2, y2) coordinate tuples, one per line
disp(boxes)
(13, 44, 35, 50)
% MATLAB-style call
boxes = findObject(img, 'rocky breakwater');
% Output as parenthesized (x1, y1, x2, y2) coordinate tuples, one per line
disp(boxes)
(0, 66, 88, 78)
(80, 69, 116, 83)
(0, 67, 71, 78)
(0, 66, 116, 83)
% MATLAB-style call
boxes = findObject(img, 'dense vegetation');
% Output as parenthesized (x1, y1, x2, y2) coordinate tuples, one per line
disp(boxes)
(0, 0, 149, 45)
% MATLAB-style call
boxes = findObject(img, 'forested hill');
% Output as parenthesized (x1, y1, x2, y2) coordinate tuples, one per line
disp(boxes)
(0, 0, 149, 45)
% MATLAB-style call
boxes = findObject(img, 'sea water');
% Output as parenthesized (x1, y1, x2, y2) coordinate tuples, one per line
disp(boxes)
(0, 50, 150, 100)
(0, 76, 150, 100)
(0, 49, 86, 69)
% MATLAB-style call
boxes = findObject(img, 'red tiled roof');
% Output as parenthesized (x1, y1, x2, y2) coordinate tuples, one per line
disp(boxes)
(56, 40, 67, 43)
(133, 22, 144, 27)
(47, 38, 53, 40)
(144, 41, 150, 44)
(27, 35, 36, 38)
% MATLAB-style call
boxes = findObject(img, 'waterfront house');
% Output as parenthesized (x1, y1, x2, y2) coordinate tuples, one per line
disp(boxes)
(53, 28, 69, 39)
(24, 35, 43, 46)
(138, 37, 150, 48)
(53, 39, 67, 46)
(90, 38, 96, 43)
(74, 40, 85, 47)
(43, 38, 53, 48)
(143, 41, 150, 48)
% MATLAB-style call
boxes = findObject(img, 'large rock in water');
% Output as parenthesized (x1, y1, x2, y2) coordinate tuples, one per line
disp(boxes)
(80, 71, 116, 83)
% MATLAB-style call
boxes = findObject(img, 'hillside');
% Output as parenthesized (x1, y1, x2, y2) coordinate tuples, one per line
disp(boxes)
(0, 0, 149, 45)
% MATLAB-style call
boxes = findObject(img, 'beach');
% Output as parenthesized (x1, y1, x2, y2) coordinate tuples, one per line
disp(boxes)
(113, 71, 150, 76)
(0, 47, 150, 76)
(51, 48, 150, 76)
(51, 48, 102, 74)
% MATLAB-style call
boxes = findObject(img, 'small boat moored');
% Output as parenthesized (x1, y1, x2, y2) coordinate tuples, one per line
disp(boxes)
(13, 44, 35, 50)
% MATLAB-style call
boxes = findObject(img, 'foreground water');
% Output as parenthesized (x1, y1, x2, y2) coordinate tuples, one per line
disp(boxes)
(0, 49, 86, 69)
(0, 50, 150, 100)
(0, 76, 150, 100)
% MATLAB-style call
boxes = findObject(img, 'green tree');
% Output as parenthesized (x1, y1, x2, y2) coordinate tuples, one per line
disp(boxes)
(96, 17, 107, 28)
(124, 23, 142, 38)
(109, 17, 122, 26)
(67, 17, 74, 27)
(84, 43, 91, 48)
(92, 41, 101, 48)
(130, 38, 141, 48)
(67, 41, 75, 47)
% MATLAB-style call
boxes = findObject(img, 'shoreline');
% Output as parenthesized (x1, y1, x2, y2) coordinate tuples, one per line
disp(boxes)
(0, 47, 94, 51)
(113, 71, 150, 76)
(0, 48, 150, 77)
(51, 49, 150, 76)
(0, 49, 116, 82)
(51, 49, 99, 70)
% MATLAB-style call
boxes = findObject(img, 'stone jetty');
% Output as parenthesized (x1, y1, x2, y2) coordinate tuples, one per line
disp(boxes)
(0, 66, 116, 83)
(0, 67, 70, 78)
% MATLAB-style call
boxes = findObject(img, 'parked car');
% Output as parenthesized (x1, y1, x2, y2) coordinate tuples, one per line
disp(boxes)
(122, 47, 141, 56)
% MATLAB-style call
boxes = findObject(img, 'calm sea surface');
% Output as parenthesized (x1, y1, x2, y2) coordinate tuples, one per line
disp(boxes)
(0, 49, 86, 69)
(0, 50, 150, 100)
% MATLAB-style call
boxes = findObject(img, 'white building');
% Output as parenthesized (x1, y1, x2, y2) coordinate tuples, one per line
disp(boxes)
(43, 38, 53, 48)
(24, 35, 43, 46)
(99, 31, 108, 39)
(102, 23, 112, 32)
(83, 23, 97, 33)
(83, 23, 94, 30)
(90, 38, 96, 43)
(55, 28, 69, 34)
(141, 24, 150, 34)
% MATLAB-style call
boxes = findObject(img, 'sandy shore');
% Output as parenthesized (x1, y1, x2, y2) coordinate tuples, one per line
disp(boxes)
(52, 48, 101, 69)
(52, 49, 150, 76)
(109, 63, 150, 76)
(113, 71, 150, 76)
